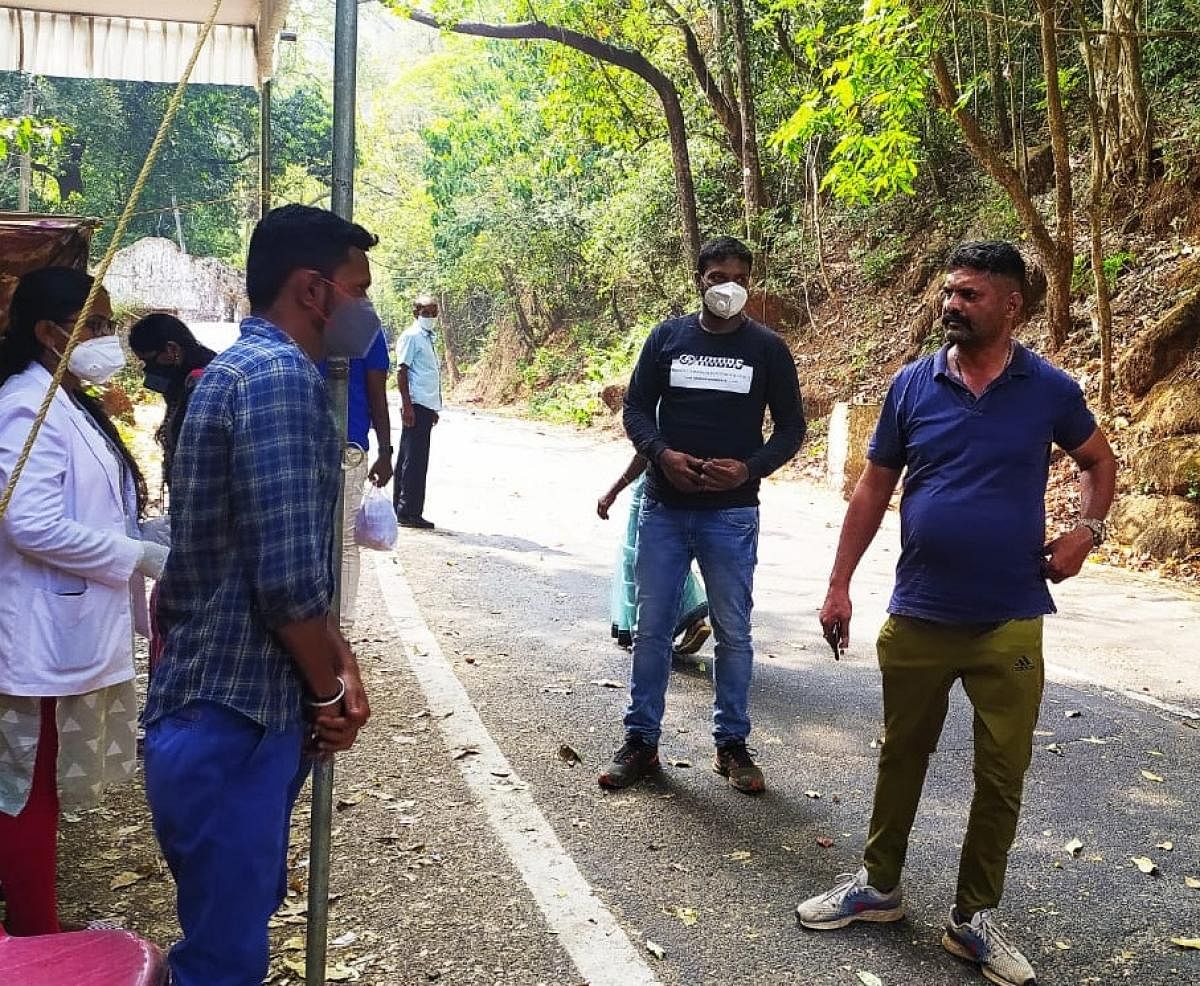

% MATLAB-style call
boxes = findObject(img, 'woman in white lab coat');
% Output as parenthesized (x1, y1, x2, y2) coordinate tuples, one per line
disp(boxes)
(0, 267, 166, 935)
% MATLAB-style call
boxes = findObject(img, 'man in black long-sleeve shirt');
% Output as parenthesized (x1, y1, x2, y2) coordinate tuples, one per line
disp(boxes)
(599, 236, 806, 794)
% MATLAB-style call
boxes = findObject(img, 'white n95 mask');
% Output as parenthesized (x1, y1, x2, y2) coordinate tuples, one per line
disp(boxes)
(62, 336, 126, 385)
(703, 282, 748, 319)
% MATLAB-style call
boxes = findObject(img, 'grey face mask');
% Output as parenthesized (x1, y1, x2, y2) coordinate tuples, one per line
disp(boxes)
(325, 296, 382, 359)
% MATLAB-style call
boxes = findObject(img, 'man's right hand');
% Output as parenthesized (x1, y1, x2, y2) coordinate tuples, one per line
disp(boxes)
(819, 585, 853, 651)
(402, 404, 416, 428)
(659, 449, 705, 493)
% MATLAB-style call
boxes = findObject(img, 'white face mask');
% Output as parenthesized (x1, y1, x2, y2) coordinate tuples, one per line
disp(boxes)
(55, 335, 127, 385)
(703, 281, 749, 320)
(417, 315, 438, 333)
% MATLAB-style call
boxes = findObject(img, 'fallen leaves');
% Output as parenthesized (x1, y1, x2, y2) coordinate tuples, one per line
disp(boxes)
(645, 940, 667, 960)
(1185, 876, 1200, 890)
(451, 746, 480, 761)
(556, 744, 582, 766)
(1065, 710, 1082, 719)
(1141, 770, 1165, 783)
(1064, 837, 1085, 858)
(591, 678, 624, 689)
(109, 870, 149, 891)
(1131, 856, 1160, 876)
(667, 905, 699, 926)
(816, 836, 835, 849)
(1156, 841, 1174, 851)
(726, 850, 753, 862)
(803, 789, 822, 799)
(667, 758, 693, 769)
(1171, 938, 1200, 950)
(856, 972, 884, 986)
(1045, 743, 1064, 756)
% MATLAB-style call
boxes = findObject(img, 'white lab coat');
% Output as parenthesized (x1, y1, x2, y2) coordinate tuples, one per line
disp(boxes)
(0, 363, 144, 697)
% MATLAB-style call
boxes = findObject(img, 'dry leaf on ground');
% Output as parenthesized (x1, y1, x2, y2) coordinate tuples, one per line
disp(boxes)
(1141, 770, 1165, 783)
(1131, 856, 1160, 875)
(109, 870, 148, 890)
(1065, 838, 1084, 857)
(645, 940, 667, 959)
(591, 678, 624, 689)
(1185, 876, 1200, 890)
(1171, 938, 1200, 950)
(857, 972, 884, 986)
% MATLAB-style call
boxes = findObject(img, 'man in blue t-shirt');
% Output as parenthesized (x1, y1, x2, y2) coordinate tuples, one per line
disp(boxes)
(319, 329, 392, 625)
(796, 242, 1116, 986)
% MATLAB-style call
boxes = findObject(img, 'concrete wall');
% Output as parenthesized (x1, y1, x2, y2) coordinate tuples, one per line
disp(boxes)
(827, 401, 881, 499)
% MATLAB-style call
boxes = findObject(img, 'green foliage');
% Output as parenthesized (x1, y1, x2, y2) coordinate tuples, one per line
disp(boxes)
(771, 0, 930, 205)
(1072, 250, 1136, 296)
(0, 114, 66, 161)
(852, 242, 905, 286)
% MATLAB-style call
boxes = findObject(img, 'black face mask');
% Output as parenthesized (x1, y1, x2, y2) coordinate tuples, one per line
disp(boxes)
(143, 365, 185, 395)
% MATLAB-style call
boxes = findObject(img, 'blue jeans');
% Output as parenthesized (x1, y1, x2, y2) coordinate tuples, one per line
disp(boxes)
(144, 701, 308, 986)
(624, 498, 759, 747)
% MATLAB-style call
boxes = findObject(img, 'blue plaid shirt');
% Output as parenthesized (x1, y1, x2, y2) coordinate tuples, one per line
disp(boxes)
(144, 317, 341, 731)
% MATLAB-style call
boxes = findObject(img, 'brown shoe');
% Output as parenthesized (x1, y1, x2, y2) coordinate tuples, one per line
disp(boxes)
(673, 618, 711, 656)
(713, 742, 765, 794)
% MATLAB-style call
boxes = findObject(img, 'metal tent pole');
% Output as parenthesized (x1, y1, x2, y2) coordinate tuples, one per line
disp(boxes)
(260, 77, 272, 219)
(306, 0, 357, 982)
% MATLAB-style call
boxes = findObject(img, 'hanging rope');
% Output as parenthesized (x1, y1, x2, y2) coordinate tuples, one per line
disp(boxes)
(0, 0, 227, 523)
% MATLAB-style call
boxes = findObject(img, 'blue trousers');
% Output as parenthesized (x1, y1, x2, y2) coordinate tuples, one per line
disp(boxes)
(144, 701, 307, 986)
(624, 498, 759, 747)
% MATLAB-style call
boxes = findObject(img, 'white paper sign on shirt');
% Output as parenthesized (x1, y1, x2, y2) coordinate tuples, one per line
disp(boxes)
(669, 354, 754, 394)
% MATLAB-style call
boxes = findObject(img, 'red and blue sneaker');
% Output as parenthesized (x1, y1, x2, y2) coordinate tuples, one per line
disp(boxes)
(795, 867, 904, 930)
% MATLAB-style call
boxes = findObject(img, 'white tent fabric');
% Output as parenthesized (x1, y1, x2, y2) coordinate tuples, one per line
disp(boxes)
(0, 1, 290, 86)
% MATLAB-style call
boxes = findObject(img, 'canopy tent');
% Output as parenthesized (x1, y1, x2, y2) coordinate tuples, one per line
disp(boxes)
(0, 1, 291, 87)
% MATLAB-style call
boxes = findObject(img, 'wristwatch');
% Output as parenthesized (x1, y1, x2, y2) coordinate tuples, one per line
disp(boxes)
(1077, 518, 1106, 547)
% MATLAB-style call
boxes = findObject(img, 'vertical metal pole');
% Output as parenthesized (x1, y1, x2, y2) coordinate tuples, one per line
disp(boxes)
(171, 193, 187, 254)
(307, 1, 357, 983)
(260, 78, 272, 219)
(18, 81, 33, 212)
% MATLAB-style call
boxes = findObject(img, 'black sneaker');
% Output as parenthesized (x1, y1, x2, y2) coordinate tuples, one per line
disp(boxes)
(399, 516, 435, 530)
(598, 737, 660, 790)
(713, 741, 765, 793)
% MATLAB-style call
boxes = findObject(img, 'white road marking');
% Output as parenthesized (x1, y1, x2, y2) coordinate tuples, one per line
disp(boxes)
(371, 553, 663, 986)
(1046, 662, 1200, 720)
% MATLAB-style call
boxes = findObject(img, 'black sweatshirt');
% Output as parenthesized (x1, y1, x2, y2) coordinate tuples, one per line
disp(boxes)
(623, 313, 806, 509)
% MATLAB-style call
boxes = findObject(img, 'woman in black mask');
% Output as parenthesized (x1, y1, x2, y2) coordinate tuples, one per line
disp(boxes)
(128, 313, 216, 492)
(129, 314, 215, 674)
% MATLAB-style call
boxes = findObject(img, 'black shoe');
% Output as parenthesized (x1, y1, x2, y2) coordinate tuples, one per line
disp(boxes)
(399, 515, 435, 530)
(597, 737, 660, 790)
(713, 741, 765, 793)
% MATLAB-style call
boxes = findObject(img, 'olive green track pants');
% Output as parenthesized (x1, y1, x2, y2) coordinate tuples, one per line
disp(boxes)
(863, 615, 1045, 915)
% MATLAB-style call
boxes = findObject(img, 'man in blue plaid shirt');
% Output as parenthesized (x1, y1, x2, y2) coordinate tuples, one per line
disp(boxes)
(144, 205, 374, 986)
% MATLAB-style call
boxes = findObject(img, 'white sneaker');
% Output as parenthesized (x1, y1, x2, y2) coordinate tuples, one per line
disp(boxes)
(942, 908, 1037, 986)
(795, 867, 905, 930)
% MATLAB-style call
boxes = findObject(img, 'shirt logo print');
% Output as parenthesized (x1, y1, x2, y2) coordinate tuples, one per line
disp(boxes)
(1013, 655, 1035, 672)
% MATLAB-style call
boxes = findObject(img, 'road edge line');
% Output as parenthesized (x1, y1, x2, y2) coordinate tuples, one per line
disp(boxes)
(370, 553, 664, 986)
(1045, 661, 1200, 720)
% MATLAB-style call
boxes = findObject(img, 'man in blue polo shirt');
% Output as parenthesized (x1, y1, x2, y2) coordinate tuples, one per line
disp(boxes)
(319, 329, 392, 625)
(796, 242, 1116, 986)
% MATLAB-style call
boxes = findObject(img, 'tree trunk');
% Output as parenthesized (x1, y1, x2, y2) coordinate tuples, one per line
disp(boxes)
(501, 265, 536, 351)
(1095, 0, 1153, 190)
(730, 0, 767, 237)
(930, 50, 1073, 348)
(657, 0, 742, 160)
(1036, 0, 1075, 348)
(439, 293, 462, 388)
(984, 0, 1013, 149)
(406, 9, 701, 271)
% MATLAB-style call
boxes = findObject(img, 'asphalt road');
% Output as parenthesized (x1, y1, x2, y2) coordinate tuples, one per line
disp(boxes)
(367, 406, 1200, 986)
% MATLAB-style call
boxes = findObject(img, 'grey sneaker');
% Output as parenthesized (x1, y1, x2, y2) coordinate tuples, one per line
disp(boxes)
(942, 908, 1037, 986)
(795, 867, 905, 930)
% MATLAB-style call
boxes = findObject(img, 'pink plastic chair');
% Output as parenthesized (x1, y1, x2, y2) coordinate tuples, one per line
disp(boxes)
(0, 922, 167, 985)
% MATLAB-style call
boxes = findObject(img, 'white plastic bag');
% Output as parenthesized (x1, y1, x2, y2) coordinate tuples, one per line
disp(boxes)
(355, 485, 398, 551)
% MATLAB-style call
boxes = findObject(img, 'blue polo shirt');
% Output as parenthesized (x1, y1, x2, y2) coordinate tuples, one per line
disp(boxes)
(868, 343, 1096, 624)
(318, 329, 390, 449)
